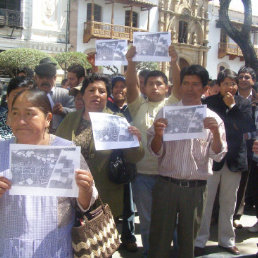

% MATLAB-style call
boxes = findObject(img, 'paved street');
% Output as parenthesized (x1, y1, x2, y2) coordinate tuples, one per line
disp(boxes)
(114, 209, 258, 258)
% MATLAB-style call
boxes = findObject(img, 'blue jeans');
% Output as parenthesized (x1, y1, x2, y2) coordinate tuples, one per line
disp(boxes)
(121, 182, 136, 243)
(132, 173, 158, 255)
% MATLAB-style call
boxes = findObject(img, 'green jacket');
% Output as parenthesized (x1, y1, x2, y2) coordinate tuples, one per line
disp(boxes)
(56, 108, 144, 217)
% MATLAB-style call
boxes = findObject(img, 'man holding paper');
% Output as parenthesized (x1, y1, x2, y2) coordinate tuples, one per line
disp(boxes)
(147, 65, 227, 258)
(125, 43, 181, 256)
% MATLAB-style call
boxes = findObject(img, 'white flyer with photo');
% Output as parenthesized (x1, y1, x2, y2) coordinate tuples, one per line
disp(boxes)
(95, 39, 128, 66)
(133, 32, 171, 62)
(8, 144, 81, 197)
(89, 112, 139, 150)
(163, 105, 207, 141)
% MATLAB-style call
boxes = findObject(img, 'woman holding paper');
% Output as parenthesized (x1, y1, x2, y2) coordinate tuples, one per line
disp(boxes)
(0, 88, 98, 257)
(56, 74, 144, 218)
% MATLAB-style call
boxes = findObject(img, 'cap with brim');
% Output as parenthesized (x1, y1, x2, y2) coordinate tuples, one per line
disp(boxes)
(69, 84, 82, 96)
(35, 63, 56, 77)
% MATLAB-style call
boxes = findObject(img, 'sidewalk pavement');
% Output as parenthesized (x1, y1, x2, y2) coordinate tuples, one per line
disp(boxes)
(114, 209, 258, 258)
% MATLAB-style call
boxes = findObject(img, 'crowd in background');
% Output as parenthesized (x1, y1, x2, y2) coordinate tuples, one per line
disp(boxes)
(0, 45, 257, 258)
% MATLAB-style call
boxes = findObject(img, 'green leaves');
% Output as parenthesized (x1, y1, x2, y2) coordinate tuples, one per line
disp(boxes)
(0, 49, 92, 77)
(0, 48, 56, 76)
(55, 52, 91, 70)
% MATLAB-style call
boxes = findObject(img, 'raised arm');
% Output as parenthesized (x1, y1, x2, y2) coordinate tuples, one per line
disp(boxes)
(169, 45, 181, 100)
(125, 46, 140, 104)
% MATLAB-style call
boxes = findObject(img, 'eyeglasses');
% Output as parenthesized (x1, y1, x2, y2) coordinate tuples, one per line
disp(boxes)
(238, 75, 252, 80)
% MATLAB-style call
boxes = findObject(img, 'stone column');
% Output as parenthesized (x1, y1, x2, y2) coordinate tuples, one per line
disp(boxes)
(198, 49, 203, 65)
(69, 0, 78, 51)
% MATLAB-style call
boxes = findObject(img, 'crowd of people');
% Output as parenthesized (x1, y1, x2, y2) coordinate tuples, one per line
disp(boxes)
(0, 45, 257, 258)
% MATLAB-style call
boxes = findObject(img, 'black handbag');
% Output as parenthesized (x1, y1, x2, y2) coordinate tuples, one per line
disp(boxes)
(108, 149, 137, 184)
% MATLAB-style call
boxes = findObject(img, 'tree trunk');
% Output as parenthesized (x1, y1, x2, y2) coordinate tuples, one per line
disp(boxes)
(219, 0, 258, 76)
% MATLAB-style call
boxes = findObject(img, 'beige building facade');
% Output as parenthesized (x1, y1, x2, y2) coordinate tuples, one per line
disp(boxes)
(158, 0, 210, 78)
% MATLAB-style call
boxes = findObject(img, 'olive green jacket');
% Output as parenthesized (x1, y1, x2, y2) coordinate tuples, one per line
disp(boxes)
(56, 108, 144, 217)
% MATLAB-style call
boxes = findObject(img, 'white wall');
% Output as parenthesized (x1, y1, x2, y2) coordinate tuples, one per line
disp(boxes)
(0, 0, 67, 53)
(206, 4, 246, 79)
(76, 0, 159, 73)
(29, 0, 67, 42)
(77, 0, 159, 53)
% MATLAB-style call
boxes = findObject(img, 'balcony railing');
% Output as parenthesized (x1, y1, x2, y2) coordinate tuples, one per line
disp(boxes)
(0, 8, 23, 28)
(218, 42, 258, 59)
(83, 20, 147, 43)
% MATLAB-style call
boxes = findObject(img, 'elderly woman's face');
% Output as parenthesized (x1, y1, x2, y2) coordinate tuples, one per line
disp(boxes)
(9, 94, 51, 144)
(83, 80, 107, 112)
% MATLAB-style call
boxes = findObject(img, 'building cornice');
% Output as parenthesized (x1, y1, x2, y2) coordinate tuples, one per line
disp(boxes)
(159, 8, 209, 22)
(173, 42, 210, 51)
(0, 38, 68, 53)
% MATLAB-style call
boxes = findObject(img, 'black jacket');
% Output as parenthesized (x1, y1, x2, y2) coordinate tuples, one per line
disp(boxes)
(106, 99, 132, 123)
(238, 89, 258, 159)
(202, 94, 255, 172)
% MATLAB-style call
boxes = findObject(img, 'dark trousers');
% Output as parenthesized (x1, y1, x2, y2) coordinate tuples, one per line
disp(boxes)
(149, 177, 207, 258)
(248, 160, 258, 218)
(121, 182, 136, 243)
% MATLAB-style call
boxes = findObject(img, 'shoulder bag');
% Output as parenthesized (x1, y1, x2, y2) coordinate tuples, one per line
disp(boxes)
(108, 149, 137, 184)
(72, 198, 120, 258)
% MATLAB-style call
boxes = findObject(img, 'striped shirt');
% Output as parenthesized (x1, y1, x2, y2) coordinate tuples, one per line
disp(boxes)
(147, 102, 227, 180)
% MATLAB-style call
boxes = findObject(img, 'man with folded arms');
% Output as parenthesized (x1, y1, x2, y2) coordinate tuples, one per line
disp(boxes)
(147, 65, 227, 258)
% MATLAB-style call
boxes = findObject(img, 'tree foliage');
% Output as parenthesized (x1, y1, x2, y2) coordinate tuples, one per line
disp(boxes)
(136, 62, 159, 72)
(55, 52, 91, 71)
(218, 0, 258, 75)
(102, 62, 159, 76)
(0, 48, 56, 77)
(103, 65, 119, 75)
